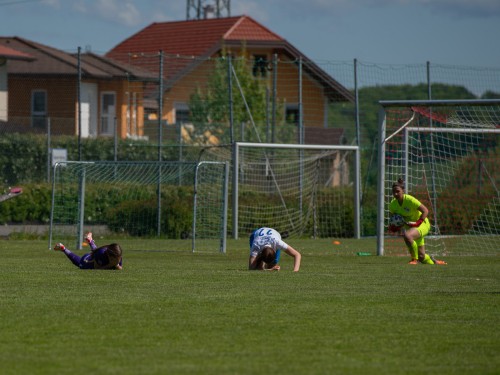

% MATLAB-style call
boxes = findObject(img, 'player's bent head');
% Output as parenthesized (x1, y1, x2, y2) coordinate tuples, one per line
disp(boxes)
(261, 246, 276, 264)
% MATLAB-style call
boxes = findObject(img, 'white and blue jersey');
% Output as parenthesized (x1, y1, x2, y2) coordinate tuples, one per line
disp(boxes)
(249, 227, 287, 261)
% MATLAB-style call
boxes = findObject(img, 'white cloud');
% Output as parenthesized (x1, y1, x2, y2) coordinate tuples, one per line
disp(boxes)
(422, 0, 500, 18)
(92, 0, 142, 26)
(40, 0, 61, 8)
(72, 0, 87, 14)
(268, 0, 500, 18)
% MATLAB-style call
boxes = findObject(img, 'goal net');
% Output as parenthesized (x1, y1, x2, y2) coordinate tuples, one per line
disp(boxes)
(377, 99, 500, 256)
(49, 161, 228, 253)
(201, 142, 360, 240)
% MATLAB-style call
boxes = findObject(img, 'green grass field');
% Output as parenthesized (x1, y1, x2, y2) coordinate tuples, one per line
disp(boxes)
(0, 238, 498, 375)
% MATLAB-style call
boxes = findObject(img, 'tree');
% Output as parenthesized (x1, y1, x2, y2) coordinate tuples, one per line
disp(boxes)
(188, 48, 277, 144)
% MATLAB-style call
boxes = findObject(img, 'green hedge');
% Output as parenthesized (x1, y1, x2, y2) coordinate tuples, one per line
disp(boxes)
(0, 184, 52, 224)
(0, 134, 200, 185)
(0, 184, 194, 239)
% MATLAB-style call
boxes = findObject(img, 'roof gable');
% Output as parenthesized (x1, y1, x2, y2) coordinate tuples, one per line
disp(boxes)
(223, 16, 283, 41)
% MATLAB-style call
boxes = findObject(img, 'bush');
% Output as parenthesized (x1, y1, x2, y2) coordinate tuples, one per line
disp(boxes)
(0, 184, 52, 224)
(0, 183, 194, 239)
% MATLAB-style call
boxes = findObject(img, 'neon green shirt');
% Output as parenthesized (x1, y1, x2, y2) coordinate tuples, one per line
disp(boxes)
(389, 194, 423, 223)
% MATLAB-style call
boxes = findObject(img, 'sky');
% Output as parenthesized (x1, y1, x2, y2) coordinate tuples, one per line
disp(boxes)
(1, 0, 500, 68)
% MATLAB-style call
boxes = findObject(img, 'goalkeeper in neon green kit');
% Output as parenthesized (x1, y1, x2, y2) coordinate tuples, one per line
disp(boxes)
(389, 178, 446, 265)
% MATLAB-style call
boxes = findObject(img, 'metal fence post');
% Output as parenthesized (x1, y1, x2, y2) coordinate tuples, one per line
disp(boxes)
(157, 50, 164, 236)
(227, 55, 234, 144)
(77, 47, 82, 161)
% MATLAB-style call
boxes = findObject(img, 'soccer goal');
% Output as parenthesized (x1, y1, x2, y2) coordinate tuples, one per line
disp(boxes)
(217, 142, 361, 240)
(49, 161, 229, 253)
(377, 99, 500, 256)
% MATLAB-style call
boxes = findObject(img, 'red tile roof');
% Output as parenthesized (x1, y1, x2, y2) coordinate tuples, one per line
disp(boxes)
(106, 15, 354, 103)
(107, 15, 283, 58)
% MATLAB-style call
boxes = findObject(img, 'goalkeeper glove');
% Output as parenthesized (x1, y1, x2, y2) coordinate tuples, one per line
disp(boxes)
(388, 224, 401, 232)
(54, 243, 66, 251)
(407, 218, 423, 227)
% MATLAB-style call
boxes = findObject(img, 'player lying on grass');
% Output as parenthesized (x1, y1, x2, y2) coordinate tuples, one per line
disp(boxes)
(249, 227, 301, 272)
(54, 232, 123, 270)
(388, 178, 446, 265)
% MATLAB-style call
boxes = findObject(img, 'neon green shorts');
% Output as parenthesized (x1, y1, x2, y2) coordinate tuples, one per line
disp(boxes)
(414, 218, 430, 247)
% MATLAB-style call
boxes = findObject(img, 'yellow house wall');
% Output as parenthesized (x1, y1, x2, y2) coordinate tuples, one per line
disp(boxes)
(161, 51, 327, 129)
(276, 57, 326, 127)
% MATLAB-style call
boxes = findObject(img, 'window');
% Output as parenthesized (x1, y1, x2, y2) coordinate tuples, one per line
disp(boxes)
(174, 102, 190, 124)
(285, 104, 300, 125)
(100, 92, 116, 135)
(31, 90, 47, 129)
(252, 55, 268, 78)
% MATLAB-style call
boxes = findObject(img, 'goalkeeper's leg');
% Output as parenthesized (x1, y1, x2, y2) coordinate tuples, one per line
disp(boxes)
(403, 233, 419, 262)
(415, 223, 434, 264)
(419, 248, 434, 264)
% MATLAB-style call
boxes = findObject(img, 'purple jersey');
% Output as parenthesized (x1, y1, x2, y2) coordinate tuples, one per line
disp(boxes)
(64, 246, 122, 270)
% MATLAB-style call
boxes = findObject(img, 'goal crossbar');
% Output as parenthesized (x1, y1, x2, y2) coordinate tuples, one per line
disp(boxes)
(379, 99, 500, 107)
(406, 127, 500, 134)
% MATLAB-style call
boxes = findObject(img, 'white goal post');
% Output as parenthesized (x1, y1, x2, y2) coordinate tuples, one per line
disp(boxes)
(377, 99, 500, 256)
(49, 160, 229, 253)
(231, 142, 361, 240)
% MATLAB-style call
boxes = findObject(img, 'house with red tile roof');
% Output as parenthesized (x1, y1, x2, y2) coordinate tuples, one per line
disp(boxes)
(1, 37, 156, 138)
(106, 15, 353, 141)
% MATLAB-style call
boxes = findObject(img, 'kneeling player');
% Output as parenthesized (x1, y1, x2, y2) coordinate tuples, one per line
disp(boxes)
(249, 227, 301, 272)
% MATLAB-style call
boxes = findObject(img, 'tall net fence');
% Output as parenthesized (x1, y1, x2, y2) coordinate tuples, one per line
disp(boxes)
(2, 46, 500, 238)
(378, 100, 500, 256)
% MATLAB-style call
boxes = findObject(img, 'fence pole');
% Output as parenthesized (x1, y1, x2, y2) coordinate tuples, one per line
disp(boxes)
(77, 168, 86, 250)
(46, 117, 51, 183)
(298, 56, 304, 223)
(157, 51, 164, 236)
(427, 61, 440, 232)
(232, 142, 239, 239)
(227, 55, 234, 144)
(77, 47, 82, 161)
(354, 58, 362, 237)
(266, 87, 270, 142)
(271, 53, 278, 143)
(376, 107, 387, 255)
